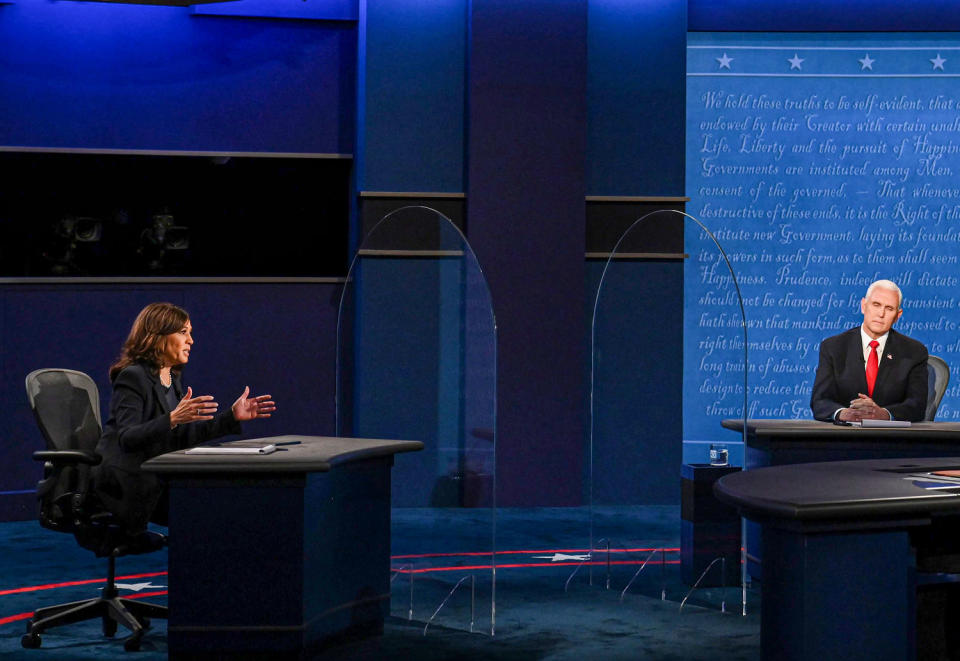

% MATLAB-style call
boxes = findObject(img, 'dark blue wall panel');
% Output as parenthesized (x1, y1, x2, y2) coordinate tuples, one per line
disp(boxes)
(192, 0, 357, 21)
(0, 3, 354, 153)
(587, 259, 684, 504)
(468, 0, 588, 506)
(1, 283, 340, 519)
(357, 0, 466, 192)
(587, 0, 686, 196)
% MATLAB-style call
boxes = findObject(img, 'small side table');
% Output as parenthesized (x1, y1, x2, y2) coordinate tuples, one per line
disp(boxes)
(681, 463, 741, 586)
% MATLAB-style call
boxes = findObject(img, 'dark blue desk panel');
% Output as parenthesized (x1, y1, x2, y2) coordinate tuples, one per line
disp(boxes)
(143, 436, 422, 656)
(715, 457, 960, 661)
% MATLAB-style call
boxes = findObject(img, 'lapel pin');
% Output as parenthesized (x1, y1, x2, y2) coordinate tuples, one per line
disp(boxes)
(887, 354, 893, 360)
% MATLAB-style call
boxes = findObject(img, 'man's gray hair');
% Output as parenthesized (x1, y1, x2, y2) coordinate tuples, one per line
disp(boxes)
(865, 279, 903, 308)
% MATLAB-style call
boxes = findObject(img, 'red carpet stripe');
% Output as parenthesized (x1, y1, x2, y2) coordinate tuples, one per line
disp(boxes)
(0, 612, 31, 626)
(395, 559, 682, 573)
(0, 548, 693, 626)
(0, 571, 167, 596)
(392, 547, 681, 559)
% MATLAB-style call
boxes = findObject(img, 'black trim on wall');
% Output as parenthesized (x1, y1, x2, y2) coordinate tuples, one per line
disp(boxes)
(358, 193, 466, 241)
(586, 197, 688, 257)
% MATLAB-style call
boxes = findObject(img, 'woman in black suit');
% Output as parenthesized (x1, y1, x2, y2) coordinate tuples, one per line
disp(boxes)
(94, 302, 276, 534)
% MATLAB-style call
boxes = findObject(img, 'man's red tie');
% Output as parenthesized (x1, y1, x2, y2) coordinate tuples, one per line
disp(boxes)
(866, 339, 879, 397)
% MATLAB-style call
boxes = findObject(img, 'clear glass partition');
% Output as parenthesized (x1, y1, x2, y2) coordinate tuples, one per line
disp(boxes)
(336, 206, 497, 635)
(588, 209, 749, 614)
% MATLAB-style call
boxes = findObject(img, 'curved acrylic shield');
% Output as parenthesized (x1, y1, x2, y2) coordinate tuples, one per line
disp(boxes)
(589, 208, 749, 614)
(336, 206, 497, 635)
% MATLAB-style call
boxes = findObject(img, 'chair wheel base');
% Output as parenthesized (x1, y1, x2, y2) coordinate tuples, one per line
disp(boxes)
(21, 632, 41, 649)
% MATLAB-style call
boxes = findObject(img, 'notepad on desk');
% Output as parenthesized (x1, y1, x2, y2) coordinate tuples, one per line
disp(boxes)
(854, 419, 912, 428)
(185, 444, 277, 455)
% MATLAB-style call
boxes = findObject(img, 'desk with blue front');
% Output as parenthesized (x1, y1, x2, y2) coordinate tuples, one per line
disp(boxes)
(724, 419, 960, 583)
(715, 457, 960, 661)
(142, 435, 423, 658)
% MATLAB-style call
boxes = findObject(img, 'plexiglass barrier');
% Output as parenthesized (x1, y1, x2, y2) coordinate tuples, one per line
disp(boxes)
(336, 206, 497, 635)
(588, 209, 750, 615)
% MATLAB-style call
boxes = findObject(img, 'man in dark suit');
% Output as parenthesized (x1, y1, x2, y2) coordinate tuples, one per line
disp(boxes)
(810, 279, 928, 422)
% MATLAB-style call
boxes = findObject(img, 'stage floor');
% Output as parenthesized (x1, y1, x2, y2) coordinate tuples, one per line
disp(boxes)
(0, 506, 760, 660)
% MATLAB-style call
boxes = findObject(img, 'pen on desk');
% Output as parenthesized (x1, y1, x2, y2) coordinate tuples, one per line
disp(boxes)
(274, 440, 301, 446)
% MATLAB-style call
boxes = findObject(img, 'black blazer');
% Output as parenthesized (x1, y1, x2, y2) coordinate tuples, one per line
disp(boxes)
(810, 326, 928, 422)
(93, 363, 241, 533)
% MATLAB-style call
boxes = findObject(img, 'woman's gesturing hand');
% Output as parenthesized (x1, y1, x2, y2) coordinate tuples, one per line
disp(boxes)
(231, 386, 276, 422)
(170, 386, 219, 428)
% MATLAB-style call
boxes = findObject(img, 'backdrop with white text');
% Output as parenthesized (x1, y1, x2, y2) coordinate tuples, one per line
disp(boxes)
(686, 32, 960, 447)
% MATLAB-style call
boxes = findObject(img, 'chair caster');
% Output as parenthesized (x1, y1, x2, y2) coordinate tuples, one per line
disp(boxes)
(21, 632, 41, 649)
(123, 633, 142, 652)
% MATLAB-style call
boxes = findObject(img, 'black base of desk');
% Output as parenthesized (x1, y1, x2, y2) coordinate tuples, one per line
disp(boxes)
(166, 457, 392, 657)
(681, 464, 741, 587)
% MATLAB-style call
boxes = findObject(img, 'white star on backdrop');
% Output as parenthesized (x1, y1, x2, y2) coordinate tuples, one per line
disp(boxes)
(716, 53, 733, 70)
(788, 53, 805, 70)
(859, 53, 875, 70)
(931, 53, 947, 70)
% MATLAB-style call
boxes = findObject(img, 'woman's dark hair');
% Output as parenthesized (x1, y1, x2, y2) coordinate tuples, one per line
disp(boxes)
(109, 302, 190, 381)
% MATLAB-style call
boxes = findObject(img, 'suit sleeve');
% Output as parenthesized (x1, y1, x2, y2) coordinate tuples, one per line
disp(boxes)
(112, 368, 176, 453)
(174, 410, 242, 449)
(810, 340, 845, 421)
(884, 346, 929, 422)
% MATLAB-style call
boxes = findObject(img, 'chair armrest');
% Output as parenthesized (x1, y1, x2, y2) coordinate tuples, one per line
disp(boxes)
(32, 450, 101, 466)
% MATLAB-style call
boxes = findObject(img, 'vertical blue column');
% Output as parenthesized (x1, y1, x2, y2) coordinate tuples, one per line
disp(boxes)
(585, 1, 689, 500)
(587, 0, 686, 196)
(356, 0, 467, 193)
(467, 0, 588, 505)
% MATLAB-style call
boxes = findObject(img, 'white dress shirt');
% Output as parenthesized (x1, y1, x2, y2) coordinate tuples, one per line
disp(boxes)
(860, 327, 889, 367)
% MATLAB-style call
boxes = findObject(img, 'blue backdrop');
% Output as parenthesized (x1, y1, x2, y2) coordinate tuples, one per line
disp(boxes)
(686, 32, 960, 450)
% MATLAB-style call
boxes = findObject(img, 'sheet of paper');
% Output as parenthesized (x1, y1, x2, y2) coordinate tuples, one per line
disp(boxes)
(859, 419, 912, 428)
(184, 444, 276, 455)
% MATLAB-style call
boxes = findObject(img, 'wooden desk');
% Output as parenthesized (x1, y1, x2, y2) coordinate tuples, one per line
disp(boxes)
(142, 435, 423, 658)
(716, 457, 960, 661)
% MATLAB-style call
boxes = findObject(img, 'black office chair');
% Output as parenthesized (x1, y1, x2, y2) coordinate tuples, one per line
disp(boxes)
(21, 368, 168, 652)
(925, 355, 950, 421)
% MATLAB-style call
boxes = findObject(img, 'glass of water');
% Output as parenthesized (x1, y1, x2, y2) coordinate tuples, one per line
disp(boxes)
(709, 443, 729, 466)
